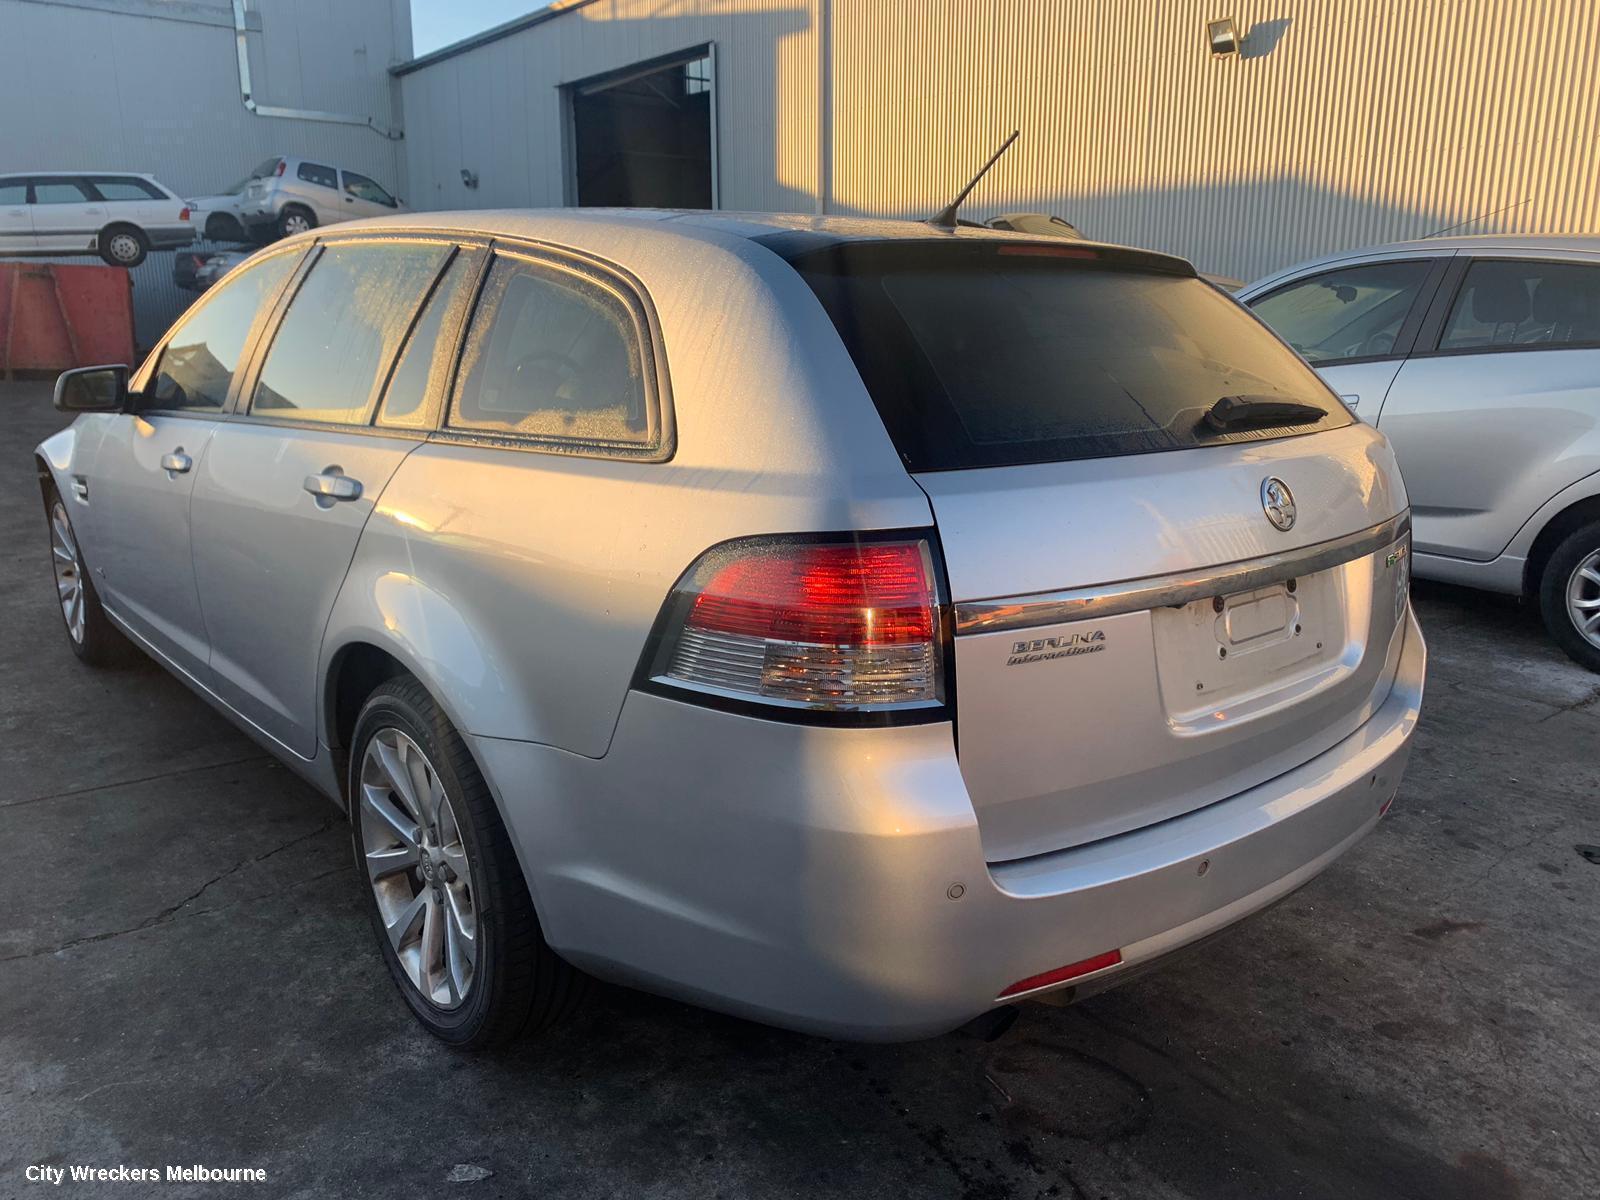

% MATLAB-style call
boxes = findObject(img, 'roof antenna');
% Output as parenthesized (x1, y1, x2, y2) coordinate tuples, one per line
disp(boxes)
(928, 130, 1019, 230)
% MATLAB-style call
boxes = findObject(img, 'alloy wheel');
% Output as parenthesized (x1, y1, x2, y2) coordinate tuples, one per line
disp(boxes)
(50, 501, 85, 644)
(282, 212, 311, 235)
(1567, 549, 1600, 650)
(360, 728, 478, 1008)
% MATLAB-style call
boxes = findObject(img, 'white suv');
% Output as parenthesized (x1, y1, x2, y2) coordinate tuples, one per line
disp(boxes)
(236, 156, 405, 240)
(0, 172, 195, 267)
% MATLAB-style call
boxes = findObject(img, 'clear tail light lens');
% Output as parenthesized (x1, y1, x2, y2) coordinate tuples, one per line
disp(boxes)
(645, 536, 945, 716)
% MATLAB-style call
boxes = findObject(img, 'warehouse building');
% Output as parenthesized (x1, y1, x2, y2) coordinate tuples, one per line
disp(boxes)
(393, 0, 1600, 283)
(0, 0, 411, 341)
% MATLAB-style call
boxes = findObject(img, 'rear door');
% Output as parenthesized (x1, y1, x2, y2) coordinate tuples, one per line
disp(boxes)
(76, 246, 302, 679)
(293, 161, 345, 225)
(189, 236, 462, 758)
(793, 240, 1412, 862)
(27, 177, 100, 253)
(0, 178, 31, 252)
(1245, 253, 1451, 418)
(1373, 252, 1600, 560)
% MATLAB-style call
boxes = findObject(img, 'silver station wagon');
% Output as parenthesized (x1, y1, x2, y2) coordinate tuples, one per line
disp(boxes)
(36, 211, 1425, 1045)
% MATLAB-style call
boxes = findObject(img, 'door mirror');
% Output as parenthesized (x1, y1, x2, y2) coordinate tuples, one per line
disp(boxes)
(53, 364, 129, 413)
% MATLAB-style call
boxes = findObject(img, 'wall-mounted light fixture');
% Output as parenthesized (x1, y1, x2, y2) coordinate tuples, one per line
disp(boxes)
(460, 168, 479, 190)
(1207, 17, 1240, 56)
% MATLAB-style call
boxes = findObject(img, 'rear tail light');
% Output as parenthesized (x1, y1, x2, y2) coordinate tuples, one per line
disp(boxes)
(179, 206, 191, 221)
(274, 160, 287, 177)
(643, 535, 946, 717)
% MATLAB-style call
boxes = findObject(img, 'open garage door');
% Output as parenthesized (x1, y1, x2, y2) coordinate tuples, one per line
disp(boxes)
(570, 48, 715, 209)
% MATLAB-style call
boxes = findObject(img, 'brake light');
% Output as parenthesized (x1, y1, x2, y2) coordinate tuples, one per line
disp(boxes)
(997, 243, 1099, 259)
(998, 949, 1123, 998)
(274, 160, 287, 176)
(179, 206, 191, 221)
(646, 536, 945, 714)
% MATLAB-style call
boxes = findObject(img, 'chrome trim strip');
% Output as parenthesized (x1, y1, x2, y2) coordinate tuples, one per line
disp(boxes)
(954, 512, 1410, 636)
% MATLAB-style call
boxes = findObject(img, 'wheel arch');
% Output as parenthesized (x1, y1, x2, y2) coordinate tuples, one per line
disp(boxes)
(1523, 491, 1600, 596)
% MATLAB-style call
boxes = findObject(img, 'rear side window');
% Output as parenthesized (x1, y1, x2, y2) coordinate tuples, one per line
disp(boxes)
(1249, 260, 1432, 362)
(31, 180, 92, 204)
(792, 242, 1349, 471)
(449, 254, 650, 447)
(249, 158, 282, 180)
(251, 241, 449, 425)
(85, 176, 164, 201)
(1439, 259, 1600, 350)
(297, 161, 337, 189)
(0, 180, 24, 204)
(148, 251, 299, 412)
(379, 251, 479, 429)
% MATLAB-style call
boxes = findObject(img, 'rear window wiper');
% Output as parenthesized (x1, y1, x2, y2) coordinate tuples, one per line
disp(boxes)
(1203, 394, 1328, 432)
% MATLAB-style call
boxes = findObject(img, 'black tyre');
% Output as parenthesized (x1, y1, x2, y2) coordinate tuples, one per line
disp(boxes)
(349, 676, 584, 1048)
(1538, 520, 1600, 672)
(98, 224, 148, 267)
(204, 213, 245, 243)
(276, 205, 316, 239)
(44, 485, 131, 667)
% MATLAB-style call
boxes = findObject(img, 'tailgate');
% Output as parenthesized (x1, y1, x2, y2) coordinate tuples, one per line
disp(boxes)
(920, 423, 1411, 863)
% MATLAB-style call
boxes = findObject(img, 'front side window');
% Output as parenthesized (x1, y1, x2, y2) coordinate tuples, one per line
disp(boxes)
(85, 176, 164, 202)
(147, 251, 299, 412)
(1439, 259, 1600, 350)
(0, 180, 25, 204)
(1249, 260, 1432, 363)
(31, 180, 92, 204)
(343, 171, 396, 207)
(450, 255, 650, 446)
(296, 161, 337, 189)
(251, 241, 449, 425)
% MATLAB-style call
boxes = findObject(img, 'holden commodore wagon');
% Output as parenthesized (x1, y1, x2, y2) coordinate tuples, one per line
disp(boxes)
(36, 210, 1425, 1046)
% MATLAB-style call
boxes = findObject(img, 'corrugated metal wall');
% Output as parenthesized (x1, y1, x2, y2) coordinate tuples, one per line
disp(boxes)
(398, 0, 1600, 282)
(0, 0, 410, 345)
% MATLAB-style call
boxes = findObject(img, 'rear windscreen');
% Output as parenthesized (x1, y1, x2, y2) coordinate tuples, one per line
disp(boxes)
(789, 242, 1351, 471)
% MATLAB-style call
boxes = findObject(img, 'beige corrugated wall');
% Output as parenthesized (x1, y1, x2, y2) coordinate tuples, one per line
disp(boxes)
(399, 0, 1600, 280)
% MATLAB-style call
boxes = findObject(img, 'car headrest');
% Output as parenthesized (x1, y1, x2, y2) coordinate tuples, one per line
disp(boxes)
(1471, 274, 1531, 325)
(1531, 274, 1591, 325)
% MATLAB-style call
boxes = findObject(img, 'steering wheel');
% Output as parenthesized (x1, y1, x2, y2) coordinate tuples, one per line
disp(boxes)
(1357, 331, 1396, 357)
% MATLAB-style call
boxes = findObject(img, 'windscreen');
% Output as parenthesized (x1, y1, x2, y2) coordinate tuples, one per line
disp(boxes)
(790, 242, 1350, 471)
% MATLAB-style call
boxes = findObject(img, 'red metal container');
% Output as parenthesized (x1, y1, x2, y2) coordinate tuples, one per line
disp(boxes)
(0, 262, 137, 373)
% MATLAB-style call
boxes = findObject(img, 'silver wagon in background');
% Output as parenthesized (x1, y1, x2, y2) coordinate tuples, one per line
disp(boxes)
(1242, 234, 1600, 671)
(37, 211, 1424, 1045)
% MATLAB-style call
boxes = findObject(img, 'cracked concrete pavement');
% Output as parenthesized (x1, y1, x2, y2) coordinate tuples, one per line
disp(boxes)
(2, 380, 1597, 1198)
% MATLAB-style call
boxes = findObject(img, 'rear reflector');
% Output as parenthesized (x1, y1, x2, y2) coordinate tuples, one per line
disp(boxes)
(997, 949, 1123, 998)
(648, 536, 944, 714)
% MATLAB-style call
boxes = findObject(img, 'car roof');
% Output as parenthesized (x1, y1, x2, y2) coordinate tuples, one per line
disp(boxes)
(319, 207, 1198, 271)
(3, 171, 159, 179)
(1243, 232, 1600, 294)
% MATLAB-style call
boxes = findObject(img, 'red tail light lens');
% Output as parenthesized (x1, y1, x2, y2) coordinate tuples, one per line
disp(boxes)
(274, 160, 287, 176)
(647, 536, 945, 715)
(179, 206, 191, 221)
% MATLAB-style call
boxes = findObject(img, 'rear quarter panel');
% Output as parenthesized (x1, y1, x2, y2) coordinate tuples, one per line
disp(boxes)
(320, 221, 932, 757)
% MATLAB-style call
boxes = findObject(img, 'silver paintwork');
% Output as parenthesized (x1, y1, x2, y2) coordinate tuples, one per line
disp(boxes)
(36, 209, 1425, 1039)
(237, 157, 406, 235)
(1240, 233, 1600, 597)
(360, 727, 478, 1007)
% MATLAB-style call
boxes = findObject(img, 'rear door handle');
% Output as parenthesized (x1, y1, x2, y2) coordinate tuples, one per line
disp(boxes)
(303, 472, 362, 502)
(160, 451, 192, 474)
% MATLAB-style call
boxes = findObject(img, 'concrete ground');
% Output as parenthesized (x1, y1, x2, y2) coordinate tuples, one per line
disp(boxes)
(2, 378, 1596, 1200)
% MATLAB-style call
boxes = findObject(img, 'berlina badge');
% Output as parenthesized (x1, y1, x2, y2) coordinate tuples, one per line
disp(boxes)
(1261, 477, 1296, 532)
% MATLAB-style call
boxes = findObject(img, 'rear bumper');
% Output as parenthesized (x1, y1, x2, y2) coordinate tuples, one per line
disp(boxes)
(473, 606, 1425, 1041)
